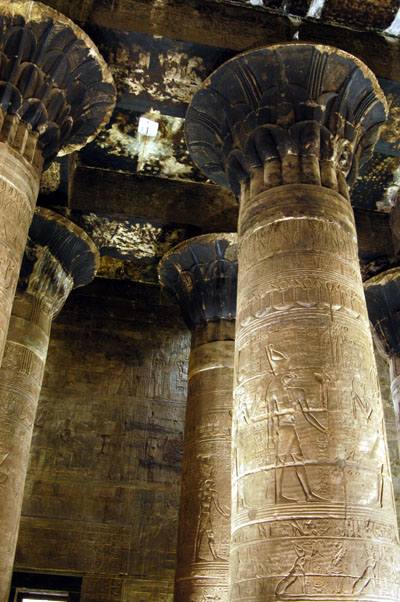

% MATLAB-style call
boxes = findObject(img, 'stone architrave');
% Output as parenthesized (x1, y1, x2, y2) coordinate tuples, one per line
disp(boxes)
(364, 268, 400, 453)
(185, 44, 400, 601)
(0, 207, 99, 599)
(0, 0, 115, 364)
(159, 234, 237, 602)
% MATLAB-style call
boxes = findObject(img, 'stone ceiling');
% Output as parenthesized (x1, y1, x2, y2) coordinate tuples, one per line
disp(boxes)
(37, 0, 400, 283)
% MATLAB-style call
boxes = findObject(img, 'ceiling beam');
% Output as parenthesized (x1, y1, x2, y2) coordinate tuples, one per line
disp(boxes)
(68, 166, 239, 233)
(41, 0, 400, 82)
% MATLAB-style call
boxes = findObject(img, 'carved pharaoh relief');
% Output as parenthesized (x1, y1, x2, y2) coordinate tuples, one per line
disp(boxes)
(185, 44, 387, 197)
(0, 0, 116, 167)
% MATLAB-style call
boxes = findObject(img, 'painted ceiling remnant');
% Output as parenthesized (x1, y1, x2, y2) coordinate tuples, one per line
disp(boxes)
(87, 109, 202, 181)
(35, 0, 400, 282)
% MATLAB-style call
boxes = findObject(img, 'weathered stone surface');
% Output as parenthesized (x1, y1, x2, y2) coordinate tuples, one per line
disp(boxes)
(0, 208, 98, 600)
(0, 0, 115, 368)
(186, 43, 400, 602)
(38, 0, 400, 84)
(364, 267, 400, 464)
(160, 233, 237, 329)
(16, 279, 189, 598)
(0, 0, 116, 166)
(160, 234, 237, 602)
(185, 43, 387, 197)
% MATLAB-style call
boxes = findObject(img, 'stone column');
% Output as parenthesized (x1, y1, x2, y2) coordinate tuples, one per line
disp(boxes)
(0, 0, 115, 364)
(364, 268, 400, 452)
(185, 44, 400, 601)
(159, 234, 237, 602)
(0, 207, 99, 599)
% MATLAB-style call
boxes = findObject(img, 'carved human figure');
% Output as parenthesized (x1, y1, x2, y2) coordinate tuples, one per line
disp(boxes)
(159, 234, 237, 602)
(185, 42, 400, 601)
(265, 347, 327, 503)
(275, 543, 312, 596)
(195, 476, 230, 561)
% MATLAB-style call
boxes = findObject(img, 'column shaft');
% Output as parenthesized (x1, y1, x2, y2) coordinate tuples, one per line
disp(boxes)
(390, 356, 400, 454)
(0, 292, 52, 598)
(0, 0, 116, 364)
(231, 183, 399, 600)
(176, 320, 234, 602)
(0, 143, 40, 363)
(0, 207, 98, 599)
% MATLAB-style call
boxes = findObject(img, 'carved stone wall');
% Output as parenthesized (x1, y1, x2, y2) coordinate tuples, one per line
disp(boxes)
(10, 274, 400, 601)
(15, 279, 189, 602)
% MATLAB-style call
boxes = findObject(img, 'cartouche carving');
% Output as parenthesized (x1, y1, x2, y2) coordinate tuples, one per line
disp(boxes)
(159, 234, 237, 602)
(185, 44, 400, 601)
(0, 208, 98, 600)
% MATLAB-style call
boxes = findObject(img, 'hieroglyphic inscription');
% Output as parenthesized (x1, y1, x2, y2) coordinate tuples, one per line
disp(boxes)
(16, 517, 130, 574)
(0, 162, 39, 364)
(81, 577, 123, 602)
(175, 336, 233, 602)
(232, 185, 400, 600)
(16, 283, 189, 600)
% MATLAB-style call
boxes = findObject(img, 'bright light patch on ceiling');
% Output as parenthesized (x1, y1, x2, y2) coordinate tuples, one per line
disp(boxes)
(385, 8, 400, 36)
(138, 116, 159, 137)
(306, 0, 325, 18)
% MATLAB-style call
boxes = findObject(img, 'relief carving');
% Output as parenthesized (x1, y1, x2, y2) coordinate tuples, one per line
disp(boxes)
(159, 234, 236, 602)
(185, 44, 400, 599)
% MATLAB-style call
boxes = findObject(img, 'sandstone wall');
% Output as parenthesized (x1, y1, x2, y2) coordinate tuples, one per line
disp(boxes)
(15, 279, 189, 601)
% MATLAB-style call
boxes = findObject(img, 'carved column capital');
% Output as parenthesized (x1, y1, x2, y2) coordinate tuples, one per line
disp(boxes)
(185, 43, 387, 198)
(19, 207, 99, 317)
(0, 0, 116, 169)
(364, 267, 400, 357)
(159, 233, 237, 331)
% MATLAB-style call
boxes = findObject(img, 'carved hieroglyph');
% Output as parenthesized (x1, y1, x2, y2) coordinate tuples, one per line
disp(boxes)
(159, 234, 237, 602)
(0, 208, 98, 600)
(185, 44, 400, 600)
(365, 267, 400, 456)
(0, 1, 115, 364)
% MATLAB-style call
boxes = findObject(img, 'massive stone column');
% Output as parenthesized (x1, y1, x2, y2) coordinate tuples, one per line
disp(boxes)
(159, 234, 237, 602)
(364, 268, 400, 453)
(0, 207, 99, 599)
(0, 0, 115, 364)
(185, 44, 400, 601)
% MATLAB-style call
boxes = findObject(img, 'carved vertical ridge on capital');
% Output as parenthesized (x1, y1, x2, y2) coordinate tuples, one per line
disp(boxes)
(18, 206, 99, 317)
(185, 43, 387, 198)
(0, 0, 116, 168)
(159, 233, 238, 331)
(0, 208, 98, 599)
